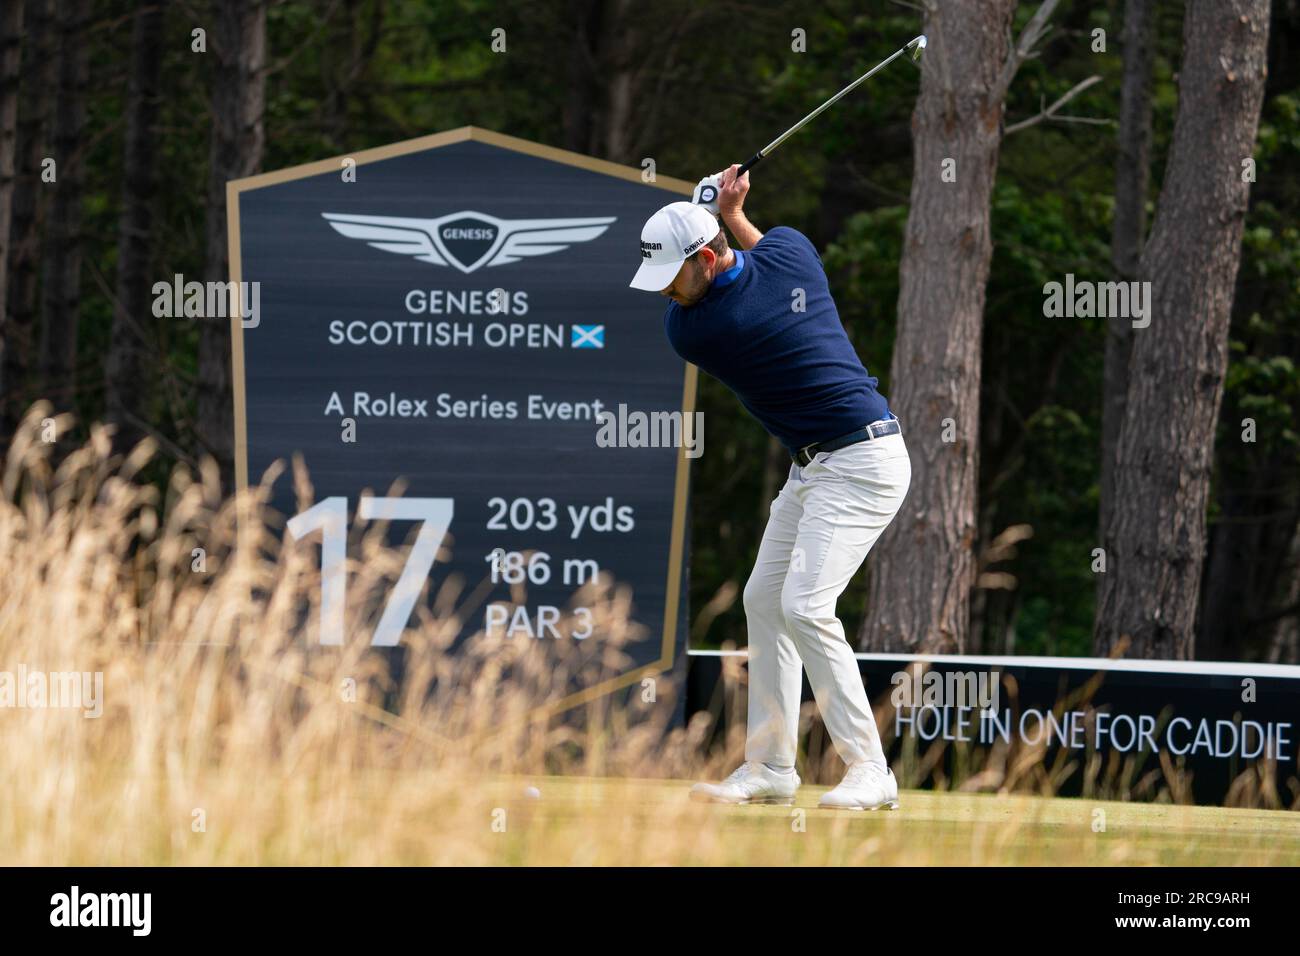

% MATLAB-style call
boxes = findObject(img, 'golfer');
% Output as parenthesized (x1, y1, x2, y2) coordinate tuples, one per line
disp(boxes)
(629, 166, 910, 810)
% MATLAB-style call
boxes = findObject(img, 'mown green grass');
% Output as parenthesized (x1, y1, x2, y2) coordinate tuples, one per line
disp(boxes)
(470, 776, 1300, 866)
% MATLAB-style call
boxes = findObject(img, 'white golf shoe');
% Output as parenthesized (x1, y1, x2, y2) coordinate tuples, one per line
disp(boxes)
(818, 762, 900, 810)
(690, 762, 801, 806)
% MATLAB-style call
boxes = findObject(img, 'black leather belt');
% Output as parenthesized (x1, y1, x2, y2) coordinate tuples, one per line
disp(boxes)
(793, 418, 902, 467)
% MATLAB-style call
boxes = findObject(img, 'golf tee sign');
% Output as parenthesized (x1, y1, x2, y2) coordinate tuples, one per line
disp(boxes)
(228, 127, 695, 711)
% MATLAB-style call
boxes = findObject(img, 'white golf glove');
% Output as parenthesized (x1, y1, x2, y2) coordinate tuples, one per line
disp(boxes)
(692, 173, 723, 215)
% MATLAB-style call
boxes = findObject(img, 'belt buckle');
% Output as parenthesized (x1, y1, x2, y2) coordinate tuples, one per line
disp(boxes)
(796, 442, 818, 467)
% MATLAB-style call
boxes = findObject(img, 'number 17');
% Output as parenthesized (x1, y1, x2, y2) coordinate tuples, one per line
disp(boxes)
(286, 496, 454, 647)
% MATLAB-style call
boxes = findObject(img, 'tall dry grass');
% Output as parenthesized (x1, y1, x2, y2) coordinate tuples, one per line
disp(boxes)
(0, 403, 1294, 865)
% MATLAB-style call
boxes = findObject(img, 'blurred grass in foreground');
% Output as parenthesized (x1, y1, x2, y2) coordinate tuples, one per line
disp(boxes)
(0, 403, 1296, 866)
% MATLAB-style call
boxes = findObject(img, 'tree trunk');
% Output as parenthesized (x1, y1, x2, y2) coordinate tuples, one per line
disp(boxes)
(1198, 450, 1300, 661)
(2, 0, 54, 441)
(560, 0, 638, 163)
(858, 0, 1017, 653)
(37, 0, 90, 415)
(104, 3, 164, 455)
(199, 0, 266, 487)
(561, 0, 601, 155)
(319, 0, 382, 152)
(1267, 523, 1300, 664)
(0, 0, 24, 426)
(599, 0, 637, 164)
(1095, 0, 1271, 659)
(1100, 0, 1156, 538)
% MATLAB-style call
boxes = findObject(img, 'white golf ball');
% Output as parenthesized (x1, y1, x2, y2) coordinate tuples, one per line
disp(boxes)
(524, 786, 542, 800)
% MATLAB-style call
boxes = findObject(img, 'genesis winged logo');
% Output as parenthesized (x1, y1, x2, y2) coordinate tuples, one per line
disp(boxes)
(321, 210, 616, 273)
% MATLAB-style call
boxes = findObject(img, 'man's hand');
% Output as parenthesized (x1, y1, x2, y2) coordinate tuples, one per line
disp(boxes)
(691, 173, 722, 214)
(716, 164, 762, 251)
(718, 164, 750, 218)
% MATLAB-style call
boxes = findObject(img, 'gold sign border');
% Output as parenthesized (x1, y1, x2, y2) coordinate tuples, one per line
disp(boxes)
(227, 126, 697, 716)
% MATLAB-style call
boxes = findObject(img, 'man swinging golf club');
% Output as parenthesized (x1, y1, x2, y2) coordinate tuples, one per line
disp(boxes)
(629, 166, 911, 810)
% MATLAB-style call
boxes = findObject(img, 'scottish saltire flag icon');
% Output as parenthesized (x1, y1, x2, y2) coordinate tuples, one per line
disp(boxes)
(571, 324, 605, 348)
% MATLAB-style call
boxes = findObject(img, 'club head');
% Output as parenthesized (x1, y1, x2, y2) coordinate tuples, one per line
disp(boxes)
(908, 34, 927, 61)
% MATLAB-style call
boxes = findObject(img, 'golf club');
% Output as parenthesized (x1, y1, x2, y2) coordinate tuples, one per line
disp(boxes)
(691, 35, 925, 211)
(740, 34, 926, 175)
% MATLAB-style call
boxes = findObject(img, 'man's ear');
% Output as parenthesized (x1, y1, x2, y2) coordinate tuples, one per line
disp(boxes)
(696, 246, 718, 276)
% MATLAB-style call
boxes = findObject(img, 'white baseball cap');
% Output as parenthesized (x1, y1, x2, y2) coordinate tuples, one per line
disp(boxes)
(629, 201, 721, 292)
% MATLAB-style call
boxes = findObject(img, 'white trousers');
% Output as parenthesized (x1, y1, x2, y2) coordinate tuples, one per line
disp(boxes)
(742, 430, 911, 769)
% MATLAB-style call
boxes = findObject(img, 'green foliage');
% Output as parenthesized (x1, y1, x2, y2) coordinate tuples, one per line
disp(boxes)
(1213, 87, 1300, 550)
(28, 0, 1300, 657)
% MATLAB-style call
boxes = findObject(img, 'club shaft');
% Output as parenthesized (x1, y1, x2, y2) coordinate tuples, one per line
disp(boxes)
(738, 37, 922, 175)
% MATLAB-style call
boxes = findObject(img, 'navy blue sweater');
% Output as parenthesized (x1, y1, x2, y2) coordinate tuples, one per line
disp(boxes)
(663, 226, 891, 455)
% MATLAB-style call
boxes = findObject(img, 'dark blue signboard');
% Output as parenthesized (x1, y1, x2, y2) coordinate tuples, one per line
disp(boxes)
(229, 127, 694, 712)
(687, 651, 1300, 807)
